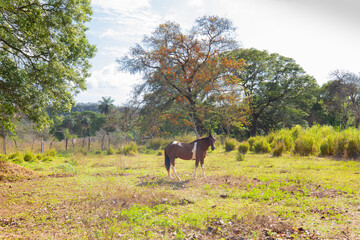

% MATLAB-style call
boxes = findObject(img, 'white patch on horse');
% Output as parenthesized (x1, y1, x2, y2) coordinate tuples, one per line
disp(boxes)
(192, 142, 197, 159)
(172, 141, 183, 147)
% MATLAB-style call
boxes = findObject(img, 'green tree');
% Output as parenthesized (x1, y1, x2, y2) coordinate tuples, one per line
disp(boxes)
(0, 0, 96, 132)
(227, 48, 318, 136)
(118, 16, 245, 137)
(98, 97, 115, 115)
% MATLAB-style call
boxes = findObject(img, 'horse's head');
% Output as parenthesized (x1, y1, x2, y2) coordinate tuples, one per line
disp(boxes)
(209, 134, 216, 150)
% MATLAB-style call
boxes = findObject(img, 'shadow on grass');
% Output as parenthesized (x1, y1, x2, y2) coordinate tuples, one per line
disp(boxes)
(137, 176, 190, 190)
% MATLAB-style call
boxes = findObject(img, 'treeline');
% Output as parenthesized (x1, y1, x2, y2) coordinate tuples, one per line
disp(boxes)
(1, 13, 360, 155)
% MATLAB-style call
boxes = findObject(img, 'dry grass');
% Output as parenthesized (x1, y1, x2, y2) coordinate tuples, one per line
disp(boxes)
(1, 149, 360, 239)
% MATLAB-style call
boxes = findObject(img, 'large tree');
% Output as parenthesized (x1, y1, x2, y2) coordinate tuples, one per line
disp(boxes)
(118, 16, 245, 137)
(323, 70, 360, 128)
(227, 48, 318, 136)
(0, 0, 96, 132)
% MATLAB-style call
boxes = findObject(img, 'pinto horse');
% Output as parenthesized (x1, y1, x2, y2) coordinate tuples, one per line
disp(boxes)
(164, 134, 216, 180)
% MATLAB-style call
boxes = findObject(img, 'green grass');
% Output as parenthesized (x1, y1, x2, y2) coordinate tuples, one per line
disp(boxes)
(1, 149, 360, 239)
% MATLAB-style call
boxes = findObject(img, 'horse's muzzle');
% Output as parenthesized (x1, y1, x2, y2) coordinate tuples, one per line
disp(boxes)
(211, 145, 215, 151)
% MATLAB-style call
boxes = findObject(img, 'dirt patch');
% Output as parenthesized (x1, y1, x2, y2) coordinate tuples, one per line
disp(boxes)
(0, 161, 36, 182)
(203, 215, 322, 240)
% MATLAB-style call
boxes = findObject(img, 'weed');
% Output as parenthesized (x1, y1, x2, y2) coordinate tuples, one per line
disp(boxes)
(236, 153, 245, 161)
(238, 142, 249, 154)
(107, 147, 114, 155)
(24, 151, 36, 162)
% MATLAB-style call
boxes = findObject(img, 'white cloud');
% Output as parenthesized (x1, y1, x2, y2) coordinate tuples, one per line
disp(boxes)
(76, 63, 142, 105)
(187, 0, 204, 7)
(92, 0, 150, 12)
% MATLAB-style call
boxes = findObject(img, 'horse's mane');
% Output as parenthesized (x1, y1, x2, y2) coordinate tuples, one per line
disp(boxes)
(191, 136, 209, 143)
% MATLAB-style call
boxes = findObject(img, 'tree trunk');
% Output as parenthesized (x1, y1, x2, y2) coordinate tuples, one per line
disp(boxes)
(88, 137, 91, 151)
(82, 138, 86, 148)
(13, 138, 18, 149)
(31, 139, 35, 151)
(50, 139, 54, 150)
(250, 115, 258, 137)
(71, 138, 75, 148)
(108, 134, 111, 149)
(101, 135, 106, 150)
(3, 136, 6, 155)
(41, 138, 44, 153)
(65, 138, 68, 151)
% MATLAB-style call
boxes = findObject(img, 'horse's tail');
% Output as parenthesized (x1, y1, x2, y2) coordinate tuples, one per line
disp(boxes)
(165, 150, 171, 172)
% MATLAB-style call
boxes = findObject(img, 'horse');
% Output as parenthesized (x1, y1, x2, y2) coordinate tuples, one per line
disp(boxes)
(164, 134, 216, 180)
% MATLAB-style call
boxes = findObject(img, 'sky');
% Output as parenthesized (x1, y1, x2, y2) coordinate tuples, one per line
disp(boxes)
(75, 0, 360, 105)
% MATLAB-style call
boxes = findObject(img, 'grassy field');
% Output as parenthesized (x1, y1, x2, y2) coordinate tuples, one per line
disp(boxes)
(1, 148, 360, 239)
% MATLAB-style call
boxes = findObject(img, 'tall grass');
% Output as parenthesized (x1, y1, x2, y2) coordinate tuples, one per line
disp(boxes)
(247, 125, 360, 159)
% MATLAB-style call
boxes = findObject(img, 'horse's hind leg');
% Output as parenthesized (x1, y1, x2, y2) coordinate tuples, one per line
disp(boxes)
(171, 164, 181, 181)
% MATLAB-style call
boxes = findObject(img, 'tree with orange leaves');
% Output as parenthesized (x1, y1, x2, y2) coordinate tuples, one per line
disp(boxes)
(118, 16, 246, 137)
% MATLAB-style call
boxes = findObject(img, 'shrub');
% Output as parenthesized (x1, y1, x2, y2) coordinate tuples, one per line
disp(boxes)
(272, 143, 285, 157)
(253, 138, 271, 154)
(8, 151, 22, 160)
(224, 138, 237, 152)
(45, 149, 57, 157)
(346, 139, 359, 159)
(24, 151, 36, 162)
(291, 125, 303, 139)
(271, 132, 294, 152)
(334, 135, 347, 158)
(236, 152, 245, 161)
(107, 147, 114, 155)
(36, 154, 44, 161)
(238, 142, 249, 154)
(121, 142, 138, 156)
(294, 134, 314, 156)
(147, 138, 169, 150)
(248, 137, 256, 150)
(42, 156, 53, 162)
(95, 150, 102, 154)
(0, 154, 6, 162)
(320, 141, 330, 156)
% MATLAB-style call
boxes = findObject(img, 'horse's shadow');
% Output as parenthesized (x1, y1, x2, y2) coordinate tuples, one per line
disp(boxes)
(137, 178, 190, 190)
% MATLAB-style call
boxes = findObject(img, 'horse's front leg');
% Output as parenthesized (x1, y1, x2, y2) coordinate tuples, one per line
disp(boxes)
(201, 164, 206, 179)
(200, 158, 206, 179)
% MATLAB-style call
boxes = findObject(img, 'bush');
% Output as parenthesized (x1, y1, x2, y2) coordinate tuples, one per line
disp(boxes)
(45, 149, 57, 157)
(320, 141, 330, 156)
(147, 138, 169, 150)
(238, 142, 249, 154)
(107, 147, 114, 155)
(253, 138, 271, 154)
(8, 151, 22, 160)
(224, 138, 237, 152)
(42, 156, 53, 162)
(272, 143, 285, 157)
(294, 135, 314, 156)
(0, 154, 7, 162)
(334, 135, 347, 158)
(24, 151, 36, 162)
(121, 142, 138, 156)
(236, 152, 245, 161)
(346, 139, 359, 159)
(95, 150, 102, 154)
(248, 137, 256, 150)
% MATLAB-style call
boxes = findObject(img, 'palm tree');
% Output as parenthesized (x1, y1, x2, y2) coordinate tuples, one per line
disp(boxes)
(98, 97, 115, 115)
